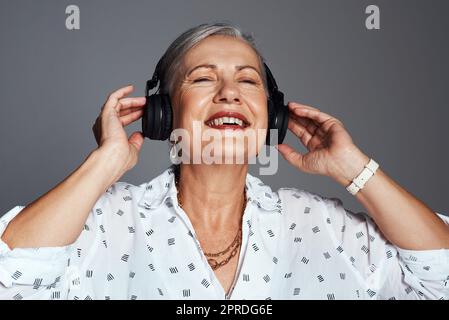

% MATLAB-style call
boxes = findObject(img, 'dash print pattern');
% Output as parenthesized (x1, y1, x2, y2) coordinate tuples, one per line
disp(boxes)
(1, 165, 449, 300)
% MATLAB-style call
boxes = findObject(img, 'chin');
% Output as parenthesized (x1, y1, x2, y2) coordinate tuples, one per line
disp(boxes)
(202, 145, 255, 165)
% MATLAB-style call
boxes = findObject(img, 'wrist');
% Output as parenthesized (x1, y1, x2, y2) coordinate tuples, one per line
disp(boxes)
(83, 147, 127, 191)
(329, 146, 370, 187)
(97, 143, 129, 161)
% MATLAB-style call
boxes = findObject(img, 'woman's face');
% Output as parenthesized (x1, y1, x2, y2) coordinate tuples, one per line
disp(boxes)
(171, 35, 268, 165)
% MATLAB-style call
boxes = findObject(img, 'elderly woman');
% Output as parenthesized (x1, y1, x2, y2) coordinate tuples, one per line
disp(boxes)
(1, 22, 448, 300)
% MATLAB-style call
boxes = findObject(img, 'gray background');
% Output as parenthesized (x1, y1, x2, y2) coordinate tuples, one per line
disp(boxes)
(1, 0, 448, 217)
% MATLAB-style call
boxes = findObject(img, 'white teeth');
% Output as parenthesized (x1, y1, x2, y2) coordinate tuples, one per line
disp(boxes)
(206, 116, 246, 127)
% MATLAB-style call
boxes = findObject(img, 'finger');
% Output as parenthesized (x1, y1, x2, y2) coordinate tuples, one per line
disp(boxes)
(129, 131, 144, 152)
(119, 106, 145, 117)
(120, 109, 144, 126)
(287, 116, 312, 148)
(275, 143, 304, 170)
(289, 102, 332, 127)
(290, 106, 335, 126)
(118, 97, 146, 110)
(114, 96, 146, 116)
(288, 101, 320, 112)
(291, 113, 328, 140)
(289, 102, 344, 130)
(289, 112, 319, 137)
(126, 131, 144, 169)
(102, 85, 135, 113)
(288, 102, 321, 132)
(288, 116, 325, 150)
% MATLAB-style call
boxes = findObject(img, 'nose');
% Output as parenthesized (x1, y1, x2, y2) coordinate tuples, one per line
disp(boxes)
(213, 79, 241, 105)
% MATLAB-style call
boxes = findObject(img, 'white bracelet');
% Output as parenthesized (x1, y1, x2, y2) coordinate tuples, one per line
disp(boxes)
(345, 158, 379, 195)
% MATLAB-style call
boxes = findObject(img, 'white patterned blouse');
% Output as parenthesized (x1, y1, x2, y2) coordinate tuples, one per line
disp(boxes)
(1, 164, 448, 300)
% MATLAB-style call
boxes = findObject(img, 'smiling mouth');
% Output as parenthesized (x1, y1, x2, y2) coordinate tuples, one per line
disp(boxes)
(205, 116, 250, 130)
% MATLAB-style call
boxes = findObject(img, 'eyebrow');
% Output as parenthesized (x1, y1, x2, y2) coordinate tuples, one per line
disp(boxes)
(186, 64, 262, 78)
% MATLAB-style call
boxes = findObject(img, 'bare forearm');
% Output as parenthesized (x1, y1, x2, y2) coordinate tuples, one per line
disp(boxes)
(332, 149, 449, 250)
(1, 147, 124, 249)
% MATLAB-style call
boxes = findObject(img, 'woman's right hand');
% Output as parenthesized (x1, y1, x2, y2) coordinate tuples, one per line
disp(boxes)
(92, 85, 146, 175)
(0, 85, 148, 252)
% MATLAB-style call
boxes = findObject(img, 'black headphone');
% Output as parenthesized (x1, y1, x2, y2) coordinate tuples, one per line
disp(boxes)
(142, 59, 289, 145)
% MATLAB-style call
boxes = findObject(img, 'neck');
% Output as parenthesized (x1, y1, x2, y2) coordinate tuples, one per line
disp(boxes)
(176, 163, 248, 232)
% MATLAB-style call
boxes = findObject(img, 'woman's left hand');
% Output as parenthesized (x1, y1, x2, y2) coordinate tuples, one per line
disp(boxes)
(276, 102, 370, 185)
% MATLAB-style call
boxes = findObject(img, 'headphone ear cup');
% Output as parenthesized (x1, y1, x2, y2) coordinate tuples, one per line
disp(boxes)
(142, 95, 151, 139)
(160, 94, 173, 141)
(266, 94, 289, 145)
(143, 94, 162, 140)
(266, 98, 276, 145)
(276, 101, 289, 144)
(142, 94, 173, 141)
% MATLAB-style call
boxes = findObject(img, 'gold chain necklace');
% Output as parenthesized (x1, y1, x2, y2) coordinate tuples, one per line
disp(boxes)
(174, 168, 246, 271)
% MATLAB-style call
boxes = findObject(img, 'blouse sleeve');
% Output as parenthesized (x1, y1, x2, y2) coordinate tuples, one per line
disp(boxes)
(0, 184, 124, 299)
(321, 196, 449, 300)
(0, 206, 75, 299)
(0, 181, 137, 300)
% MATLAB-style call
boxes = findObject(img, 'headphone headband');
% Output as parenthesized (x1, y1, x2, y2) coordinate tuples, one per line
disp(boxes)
(263, 62, 279, 93)
(146, 58, 163, 95)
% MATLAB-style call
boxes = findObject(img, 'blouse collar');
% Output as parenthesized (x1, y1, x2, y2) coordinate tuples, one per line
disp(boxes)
(137, 165, 281, 213)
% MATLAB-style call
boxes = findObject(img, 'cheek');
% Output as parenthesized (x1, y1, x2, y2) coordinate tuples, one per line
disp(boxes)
(175, 88, 210, 127)
(247, 95, 268, 129)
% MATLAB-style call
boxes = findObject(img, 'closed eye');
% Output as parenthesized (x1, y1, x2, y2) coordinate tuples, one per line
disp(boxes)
(193, 78, 212, 83)
(239, 79, 257, 84)
(193, 78, 257, 84)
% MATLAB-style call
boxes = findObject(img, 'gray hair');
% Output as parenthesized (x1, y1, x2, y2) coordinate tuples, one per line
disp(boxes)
(155, 22, 268, 97)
